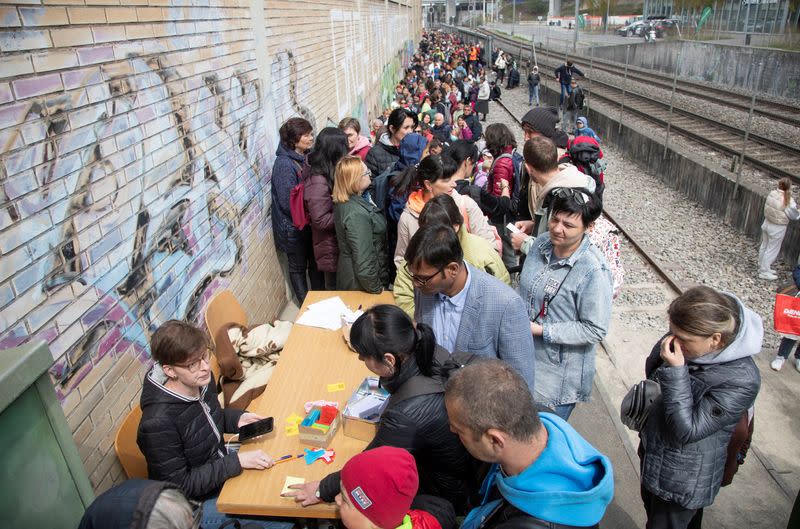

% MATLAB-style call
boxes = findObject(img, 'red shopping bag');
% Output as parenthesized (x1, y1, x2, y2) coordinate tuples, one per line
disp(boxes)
(773, 293, 800, 335)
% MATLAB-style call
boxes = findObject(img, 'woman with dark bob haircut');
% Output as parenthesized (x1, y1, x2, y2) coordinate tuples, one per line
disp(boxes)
(137, 320, 291, 529)
(282, 304, 477, 514)
(271, 117, 323, 305)
(518, 188, 612, 421)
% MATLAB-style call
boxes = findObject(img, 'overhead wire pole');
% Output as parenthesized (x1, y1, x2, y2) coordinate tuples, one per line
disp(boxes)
(618, 45, 630, 134)
(573, 0, 579, 51)
(512, 0, 516, 35)
(663, 46, 682, 159)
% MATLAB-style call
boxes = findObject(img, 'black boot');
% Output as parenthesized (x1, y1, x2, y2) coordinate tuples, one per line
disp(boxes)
(289, 272, 309, 306)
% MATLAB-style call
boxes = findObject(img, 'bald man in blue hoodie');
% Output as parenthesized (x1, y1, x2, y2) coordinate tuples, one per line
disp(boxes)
(445, 360, 614, 529)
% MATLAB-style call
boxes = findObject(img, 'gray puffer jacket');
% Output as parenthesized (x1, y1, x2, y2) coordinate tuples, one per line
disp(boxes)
(640, 293, 762, 510)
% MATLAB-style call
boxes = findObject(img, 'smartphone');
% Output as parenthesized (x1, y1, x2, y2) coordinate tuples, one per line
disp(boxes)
(238, 417, 274, 442)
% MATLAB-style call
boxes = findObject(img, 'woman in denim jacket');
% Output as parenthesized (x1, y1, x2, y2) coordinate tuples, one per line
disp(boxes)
(518, 188, 612, 420)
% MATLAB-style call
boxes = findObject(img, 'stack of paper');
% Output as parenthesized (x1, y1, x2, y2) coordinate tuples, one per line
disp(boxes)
(295, 296, 361, 331)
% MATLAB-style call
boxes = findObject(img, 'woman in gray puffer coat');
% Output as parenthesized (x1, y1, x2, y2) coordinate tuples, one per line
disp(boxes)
(640, 286, 761, 529)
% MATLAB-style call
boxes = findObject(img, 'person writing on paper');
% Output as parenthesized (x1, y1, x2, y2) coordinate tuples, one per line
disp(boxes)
(137, 320, 290, 529)
(283, 304, 476, 514)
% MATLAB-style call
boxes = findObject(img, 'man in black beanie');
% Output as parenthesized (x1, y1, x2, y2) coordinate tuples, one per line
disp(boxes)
(520, 106, 569, 149)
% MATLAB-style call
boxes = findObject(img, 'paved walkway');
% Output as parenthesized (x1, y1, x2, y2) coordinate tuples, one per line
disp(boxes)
(483, 84, 797, 528)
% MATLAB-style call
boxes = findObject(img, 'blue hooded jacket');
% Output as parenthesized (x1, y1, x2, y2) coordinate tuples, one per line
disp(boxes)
(574, 117, 601, 143)
(385, 133, 428, 224)
(462, 413, 614, 529)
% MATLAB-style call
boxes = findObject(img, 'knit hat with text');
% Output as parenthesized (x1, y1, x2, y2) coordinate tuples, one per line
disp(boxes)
(340, 446, 418, 529)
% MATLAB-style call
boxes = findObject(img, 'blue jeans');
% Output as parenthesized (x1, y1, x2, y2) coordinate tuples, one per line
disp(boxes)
(528, 85, 540, 105)
(552, 403, 576, 421)
(559, 82, 572, 107)
(201, 496, 295, 529)
(778, 337, 800, 359)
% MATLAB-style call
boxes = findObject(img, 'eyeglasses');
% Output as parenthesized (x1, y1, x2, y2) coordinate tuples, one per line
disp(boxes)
(552, 187, 590, 205)
(171, 348, 212, 373)
(361, 170, 372, 178)
(405, 262, 444, 286)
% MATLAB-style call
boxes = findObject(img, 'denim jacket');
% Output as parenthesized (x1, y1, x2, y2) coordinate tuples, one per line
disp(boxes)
(519, 233, 612, 407)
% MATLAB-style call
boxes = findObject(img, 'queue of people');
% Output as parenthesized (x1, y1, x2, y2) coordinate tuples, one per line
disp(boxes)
(81, 29, 768, 529)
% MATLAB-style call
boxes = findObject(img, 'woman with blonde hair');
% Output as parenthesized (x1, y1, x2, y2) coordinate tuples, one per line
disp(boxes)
(333, 156, 388, 293)
(757, 177, 798, 280)
(639, 285, 761, 528)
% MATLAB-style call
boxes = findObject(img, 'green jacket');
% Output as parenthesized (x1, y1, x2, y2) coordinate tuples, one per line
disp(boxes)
(334, 195, 388, 293)
(393, 226, 511, 317)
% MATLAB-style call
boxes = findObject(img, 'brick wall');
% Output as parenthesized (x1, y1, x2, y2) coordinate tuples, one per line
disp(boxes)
(0, 0, 420, 493)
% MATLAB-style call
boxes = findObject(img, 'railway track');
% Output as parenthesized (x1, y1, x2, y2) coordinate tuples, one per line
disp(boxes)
(478, 27, 800, 129)
(467, 27, 800, 183)
(492, 96, 685, 296)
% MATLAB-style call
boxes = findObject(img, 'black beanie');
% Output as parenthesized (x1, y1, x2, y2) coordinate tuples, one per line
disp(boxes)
(521, 107, 560, 139)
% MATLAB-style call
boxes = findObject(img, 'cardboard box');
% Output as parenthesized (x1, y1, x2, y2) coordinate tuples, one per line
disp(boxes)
(298, 405, 340, 448)
(342, 377, 389, 442)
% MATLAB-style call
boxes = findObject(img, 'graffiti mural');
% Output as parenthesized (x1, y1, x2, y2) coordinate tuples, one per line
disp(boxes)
(0, 2, 420, 412)
(0, 51, 269, 398)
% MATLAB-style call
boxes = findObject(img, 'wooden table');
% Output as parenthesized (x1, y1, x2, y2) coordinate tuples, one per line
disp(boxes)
(217, 291, 393, 518)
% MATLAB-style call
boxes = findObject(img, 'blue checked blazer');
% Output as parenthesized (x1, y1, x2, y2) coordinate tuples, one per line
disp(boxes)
(414, 264, 535, 395)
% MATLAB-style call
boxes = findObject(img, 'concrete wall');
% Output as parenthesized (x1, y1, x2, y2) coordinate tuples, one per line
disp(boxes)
(0, 0, 420, 493)
(538, 84, 800, 263)
(590, 40, 800, 100)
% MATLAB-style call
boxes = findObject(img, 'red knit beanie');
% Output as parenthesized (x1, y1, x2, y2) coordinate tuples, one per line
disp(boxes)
(340, 447, 418, 529)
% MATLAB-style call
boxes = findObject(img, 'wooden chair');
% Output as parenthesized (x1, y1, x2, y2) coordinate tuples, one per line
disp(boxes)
(204, 290, 248, 383)
(114, 404, 148, 479)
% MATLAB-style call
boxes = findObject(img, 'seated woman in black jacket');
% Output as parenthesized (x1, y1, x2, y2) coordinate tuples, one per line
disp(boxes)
(284, 305, 477, 514)
(136, 320, 292, 529)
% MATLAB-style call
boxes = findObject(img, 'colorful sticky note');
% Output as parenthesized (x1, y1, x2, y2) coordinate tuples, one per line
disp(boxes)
(281, 476, 305, 496)
(285, 413, 303, 425)
(285, 424, 299, 436)
(327, 382, 346, 392)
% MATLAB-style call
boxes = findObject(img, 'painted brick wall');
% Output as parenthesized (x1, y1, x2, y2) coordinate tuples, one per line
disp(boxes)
(0, 0, 420, 493)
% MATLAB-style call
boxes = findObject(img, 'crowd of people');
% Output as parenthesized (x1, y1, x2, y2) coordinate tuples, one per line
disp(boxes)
(81, 29, 773, 529)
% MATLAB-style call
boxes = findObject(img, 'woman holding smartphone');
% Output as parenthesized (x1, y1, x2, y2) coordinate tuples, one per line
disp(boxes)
(639, 286, 761, 529)
(137, 320, 291, 529)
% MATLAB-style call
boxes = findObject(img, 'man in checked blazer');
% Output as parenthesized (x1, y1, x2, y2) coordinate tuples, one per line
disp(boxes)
(406, 224, 535, 395)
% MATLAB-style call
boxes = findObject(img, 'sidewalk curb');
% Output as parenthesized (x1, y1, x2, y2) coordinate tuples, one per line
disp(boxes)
(596, 339, 641, 478)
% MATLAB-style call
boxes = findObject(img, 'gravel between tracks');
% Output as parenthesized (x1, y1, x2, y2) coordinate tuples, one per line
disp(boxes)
(488, 88, 789, 351)
(574, 63, 800, 150)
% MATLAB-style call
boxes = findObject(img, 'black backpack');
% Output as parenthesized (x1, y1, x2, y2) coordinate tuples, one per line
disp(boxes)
(385, 349, 479, 410)
(573, 87, 586, 109)
(564, 140, 605, 187)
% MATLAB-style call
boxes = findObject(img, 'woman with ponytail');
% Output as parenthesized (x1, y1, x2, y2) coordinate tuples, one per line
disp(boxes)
(394, 154, 496, 267)
(757, 177, 798, 280)
(283, 304, 476, 515)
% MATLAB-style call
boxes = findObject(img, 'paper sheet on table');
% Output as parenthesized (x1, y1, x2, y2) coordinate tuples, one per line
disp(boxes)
(295, 296, 360, 330)
(281, 476, 305, 496)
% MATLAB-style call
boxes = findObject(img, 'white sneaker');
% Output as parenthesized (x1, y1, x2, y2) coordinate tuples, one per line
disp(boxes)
(795, 358, 800, 372)
(759, 271, 778, 280)
(771, 357, 785, 371)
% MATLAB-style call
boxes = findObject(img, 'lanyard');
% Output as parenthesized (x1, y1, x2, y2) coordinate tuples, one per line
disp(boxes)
(531, 264, 573, 324)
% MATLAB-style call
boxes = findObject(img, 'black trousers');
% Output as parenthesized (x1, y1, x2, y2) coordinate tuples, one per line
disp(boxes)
(285, 230, 324, 305)
(641, 486, 704, 529)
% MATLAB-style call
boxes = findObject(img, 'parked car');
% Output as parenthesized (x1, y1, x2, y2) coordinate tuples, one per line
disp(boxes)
(653, 19, 680, 37)
(616, 21, 647, 36)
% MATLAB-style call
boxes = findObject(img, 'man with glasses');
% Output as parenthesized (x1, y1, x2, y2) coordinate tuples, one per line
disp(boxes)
(137, 320, 292, 529)
(405, 224, 535, 396)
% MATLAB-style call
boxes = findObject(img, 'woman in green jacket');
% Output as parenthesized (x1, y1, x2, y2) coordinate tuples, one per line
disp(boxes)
(333, 155, 389, 293)
(394, 193, 510, 317)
